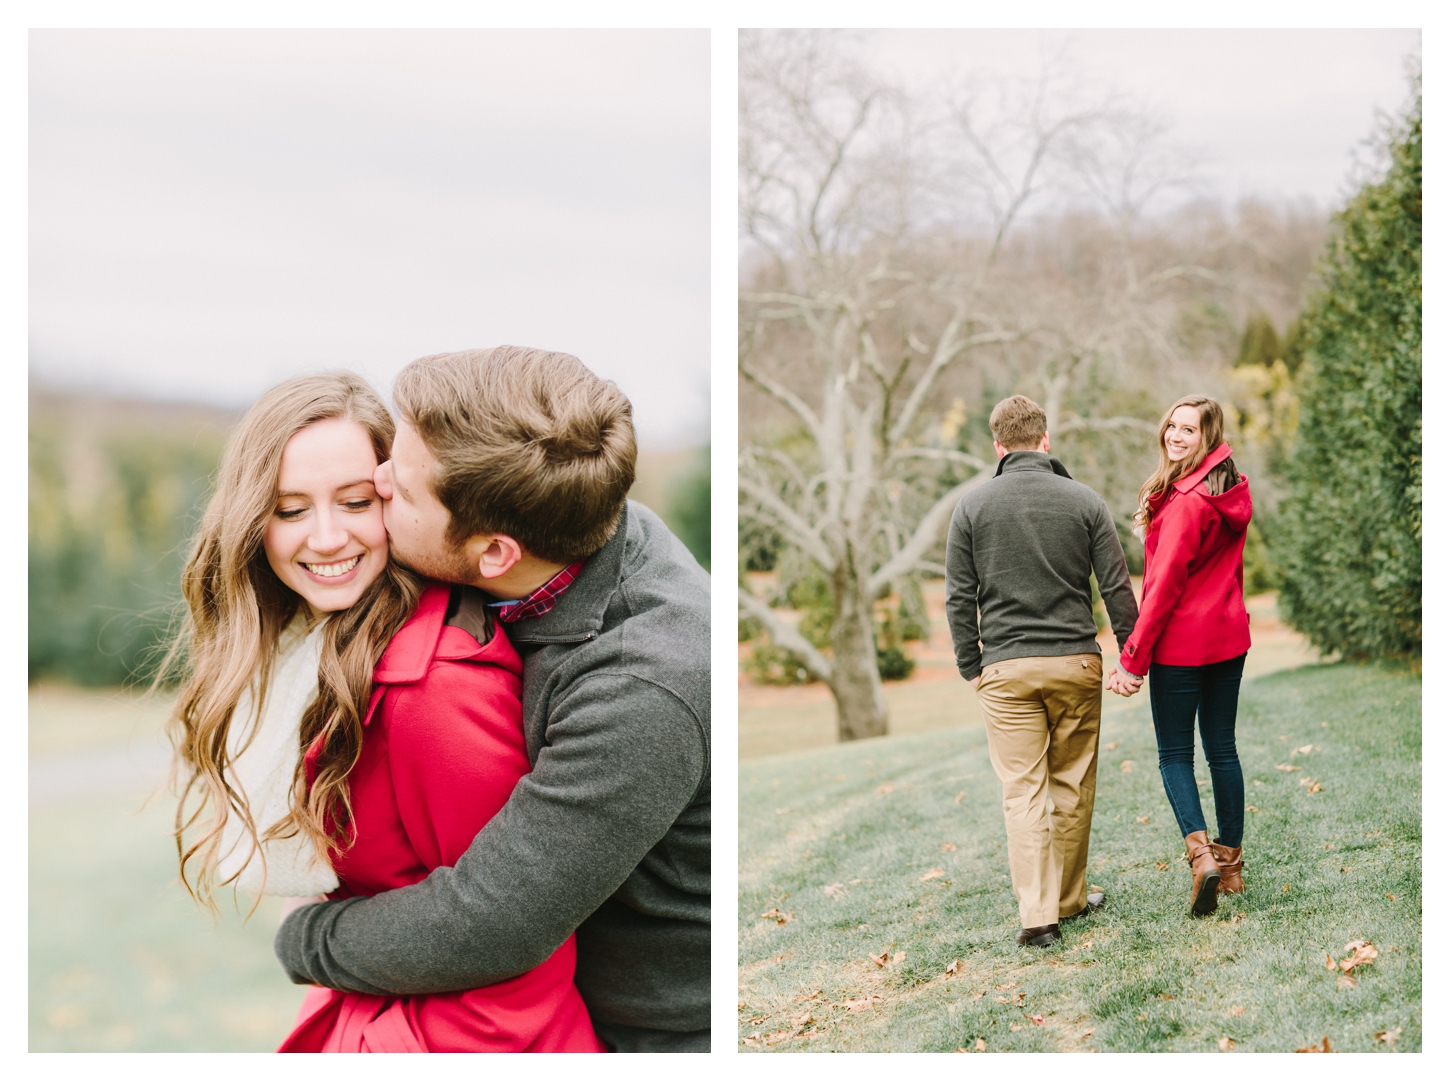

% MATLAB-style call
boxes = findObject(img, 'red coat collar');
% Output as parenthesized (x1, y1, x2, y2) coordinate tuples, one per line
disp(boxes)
(1173, 442, 1234, 494)
(372, 582, 451, 686)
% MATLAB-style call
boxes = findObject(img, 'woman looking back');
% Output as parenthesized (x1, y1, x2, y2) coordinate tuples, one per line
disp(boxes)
(1109, 395, 1253, 918)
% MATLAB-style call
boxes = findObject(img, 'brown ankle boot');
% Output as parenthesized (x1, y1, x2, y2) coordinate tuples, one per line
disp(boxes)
(1211, 839, 1244, 894)
(1185, 830, 1221, 916)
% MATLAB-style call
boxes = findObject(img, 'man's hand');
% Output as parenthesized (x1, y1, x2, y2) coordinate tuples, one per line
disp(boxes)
(1107, 666, 1144, 697)
(969, 674, 981, 690)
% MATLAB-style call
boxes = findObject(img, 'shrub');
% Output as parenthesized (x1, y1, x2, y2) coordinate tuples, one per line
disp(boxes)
(1275, 85, 1420, 662)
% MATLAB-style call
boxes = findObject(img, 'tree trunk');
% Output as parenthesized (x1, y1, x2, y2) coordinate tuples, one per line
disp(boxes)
(827, 551, 888, 740)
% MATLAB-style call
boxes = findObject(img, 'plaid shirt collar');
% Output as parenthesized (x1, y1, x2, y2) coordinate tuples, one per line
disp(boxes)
(488, 561, 586, 623)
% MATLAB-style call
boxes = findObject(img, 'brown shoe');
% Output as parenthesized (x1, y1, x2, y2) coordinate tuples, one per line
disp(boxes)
(1185, 830, 1221, 916)
(1211, 839, 1244, 894)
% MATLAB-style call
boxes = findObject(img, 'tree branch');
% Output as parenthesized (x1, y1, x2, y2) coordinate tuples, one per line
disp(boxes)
(738, 472, 837, 570)
(869, 470, 991, 593)
(738, 588, 835, 684)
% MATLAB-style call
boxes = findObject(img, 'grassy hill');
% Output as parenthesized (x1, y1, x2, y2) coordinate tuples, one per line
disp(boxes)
(739, 663, 1421, 1053)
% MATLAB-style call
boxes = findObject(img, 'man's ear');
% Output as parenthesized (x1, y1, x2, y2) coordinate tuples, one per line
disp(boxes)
(474, 534, 525, 581)
(993, 440, 1007, 459)
(1040, 431, 1051, 453)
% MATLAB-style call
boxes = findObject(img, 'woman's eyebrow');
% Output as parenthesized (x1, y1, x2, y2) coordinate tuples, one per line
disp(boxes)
(276, 479, 374, 498)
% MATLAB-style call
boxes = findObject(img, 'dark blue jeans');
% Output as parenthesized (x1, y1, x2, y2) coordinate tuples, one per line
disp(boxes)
(1148, 653, 1247, 848)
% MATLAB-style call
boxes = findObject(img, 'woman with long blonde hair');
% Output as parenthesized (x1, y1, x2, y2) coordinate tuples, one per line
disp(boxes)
(165, 372, 600, 1052)
(1111, 395, 1253, 918)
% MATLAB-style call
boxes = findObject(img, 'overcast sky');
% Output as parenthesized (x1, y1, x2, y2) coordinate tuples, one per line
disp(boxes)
(864, 28, 1420, 208)
(29, 29, 709, 446)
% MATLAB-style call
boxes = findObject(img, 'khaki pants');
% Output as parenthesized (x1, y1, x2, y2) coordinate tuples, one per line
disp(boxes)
(976, 654, 1102, 928)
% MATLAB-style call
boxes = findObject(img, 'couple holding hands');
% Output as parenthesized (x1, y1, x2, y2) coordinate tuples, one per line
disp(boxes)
(947, 393, 1252, 948)
(165, 347, 710, 1053)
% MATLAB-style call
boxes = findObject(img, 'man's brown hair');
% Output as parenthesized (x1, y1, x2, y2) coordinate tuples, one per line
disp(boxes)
(989, 395, 1048, 451)
(393, 346, 637, 564)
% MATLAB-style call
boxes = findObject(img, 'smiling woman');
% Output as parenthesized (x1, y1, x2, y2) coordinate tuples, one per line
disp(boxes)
(263, 417, 390, 616)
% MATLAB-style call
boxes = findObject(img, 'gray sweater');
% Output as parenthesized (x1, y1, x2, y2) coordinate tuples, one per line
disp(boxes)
(273, 501, 711, 1052)
(945, 452, 1138, 681)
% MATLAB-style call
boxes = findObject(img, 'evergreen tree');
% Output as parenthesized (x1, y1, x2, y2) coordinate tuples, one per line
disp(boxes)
(1235, 312, 1281, 368)
(1275, 86, 1421, 662)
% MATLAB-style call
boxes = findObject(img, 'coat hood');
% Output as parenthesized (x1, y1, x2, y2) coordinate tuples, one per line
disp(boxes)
(1174, 443, 1252, 532)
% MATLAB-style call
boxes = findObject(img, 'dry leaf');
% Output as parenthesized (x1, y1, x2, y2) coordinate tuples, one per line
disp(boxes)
(954, 790, 966, 804)
(1295, 1037, 1334, 1053)
(844, 995, 882, 1013)
(1218, 1037, 1236, 1051)
(1307, 781, 1322, 794)
(1030, 1014, 1045, 1025)
(995, 996, 1010, 1004)
(823, 883, 844, 897)
(1325, 952, 1337, 970)
(1375, 1026, 1401, 1047)
(1246, 805, 1260, 813)
(1155, 861, 1170, 871)
(1121, 760, 1134, 772)
(1274, 763, 1301, 772)
(1229, 1005, 1245, 1016)
(763, 1029, 793, 1046)
(944, 958, 965, 976)
(941, 843, 957, 851)
(975, 1037, 987, 1051)
(920, 868, 945, 881)
(1295, 744, 1314, 755)
(1338, 940, 1378, 972)
(761, 907, 793, 925)
(894, 952, 905, 964)
(869, 949, 889, 967)
(1387, 893, 1396, 901)
(1158, 993, 1174, 1000)
(1282, 884, 1291, 894)
(1105, 741, 1118, 750)
(1336, 974, 1358, 989)
(1136, 815, 1151, 824)
(954, 1047, 969, 1053)
(1010, 1024, 1022, 1032)
(877, 784, 894, 794)
(1232, 912, 1247, 924)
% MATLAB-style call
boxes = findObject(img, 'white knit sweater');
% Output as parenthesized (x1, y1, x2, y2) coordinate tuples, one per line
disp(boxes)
(215, 618, 340, 897)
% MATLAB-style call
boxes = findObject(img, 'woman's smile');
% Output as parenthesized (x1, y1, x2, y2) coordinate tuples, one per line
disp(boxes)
(302, 554, 364, 580)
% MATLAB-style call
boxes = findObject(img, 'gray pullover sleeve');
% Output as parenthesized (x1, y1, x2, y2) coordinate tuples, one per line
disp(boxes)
(1089, 500, 1139, 650)
(944, 500, 984, 681)
(273, 674, 708, 994)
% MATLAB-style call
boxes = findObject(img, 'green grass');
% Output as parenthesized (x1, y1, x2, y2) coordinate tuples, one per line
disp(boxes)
(739, 663, 1421, 1053)
(29, 685, 307, 1051)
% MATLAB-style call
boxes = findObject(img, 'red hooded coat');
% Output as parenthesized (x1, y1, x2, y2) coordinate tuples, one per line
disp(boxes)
(1119, 442, 1253, 677)
(278, 582, 601, 1053)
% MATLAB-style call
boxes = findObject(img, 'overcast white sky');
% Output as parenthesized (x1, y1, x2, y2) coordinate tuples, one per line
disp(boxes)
(864, 28, 1421, 208)
(29, 29, 709, 445)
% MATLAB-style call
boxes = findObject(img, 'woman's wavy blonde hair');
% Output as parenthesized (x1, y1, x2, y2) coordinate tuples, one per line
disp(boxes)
(1133, 395, 1227, 536)
(161, 373, 422, 909)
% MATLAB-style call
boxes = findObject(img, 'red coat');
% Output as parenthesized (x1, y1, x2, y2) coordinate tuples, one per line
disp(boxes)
(1119, 443, 1253, 677)
(278, 582, 602, 1053)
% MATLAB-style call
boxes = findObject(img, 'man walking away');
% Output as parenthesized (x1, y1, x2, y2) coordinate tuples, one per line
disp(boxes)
(945, 395, 1139, 948)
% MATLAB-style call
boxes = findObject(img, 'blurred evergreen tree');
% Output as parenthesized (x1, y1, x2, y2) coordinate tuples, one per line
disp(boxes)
(1276, 84, 1421, 662)
(665, 445, 710, 571)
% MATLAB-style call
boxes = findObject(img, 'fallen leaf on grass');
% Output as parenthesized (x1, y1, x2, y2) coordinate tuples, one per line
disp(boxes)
(877, 784, 894, 794)
(823, 883, 844, 897)
(1030, 1014, 1045, 1025)
(870, 949, 889, 967)
(1158, 993, 1174, 1000)
(843, 995, 882, 1013)
(1336, 974, 1358, 989)
(1282, 885, 1291, 894)
(1387, 893, 1396, 901)
(1155, 861, 1170, 871)
(1229, 1005, 1245, 1016)
(1232, 912, 1247, 925)
(1010, 1024, 1023, 1032)
(1105, 742, 1118, 750)
(1120, 760, 1134, 773)
(1375, 1027, 1402, 1048)
(1218, 1037, 1236, 1051)
(760, 908, 793, 925)
(1274, 763, 1301, 772)
(1337, 940, 1378, 972)
(1295, 1037, 1334, 1053)
(894, 951, 905, 964)
(1293, 744, 1314, 756)
(1246, 805, 1260, 814)
(944, 958, 965, 976)
(975, 1037, 987, 1051)
(954, 790, 966, 804)
(1136, 815, 1151, 824)
(1298, 777, 1323, 793)
(941, 842, 956, 851)
(920, 868, 945, 881)
(763, 1029, 793, 1046)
